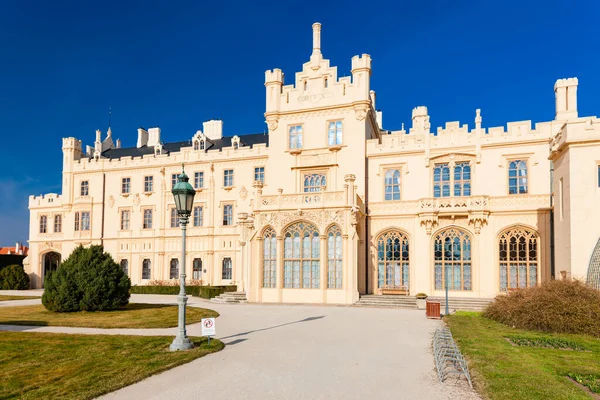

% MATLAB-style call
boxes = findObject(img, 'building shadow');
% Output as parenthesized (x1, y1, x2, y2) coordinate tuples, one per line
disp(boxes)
(220, 315, 325, 340)
(0, 321, 49, 330)
(223, 338, 248, 346)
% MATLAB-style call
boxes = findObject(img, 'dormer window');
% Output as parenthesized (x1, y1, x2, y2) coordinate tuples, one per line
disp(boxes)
(232, 135, 240, 150)
(193, 141, 199, 151)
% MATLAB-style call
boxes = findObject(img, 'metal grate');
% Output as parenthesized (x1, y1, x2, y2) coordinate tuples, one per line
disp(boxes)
(587, 238, 600, 290)
(433, 327, 472, 388)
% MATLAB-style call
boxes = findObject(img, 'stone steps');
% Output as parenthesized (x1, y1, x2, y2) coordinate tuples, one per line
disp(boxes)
(355, 295, 494, 311)
(210, 292, 248, 304)
(428, 297, 494, 312)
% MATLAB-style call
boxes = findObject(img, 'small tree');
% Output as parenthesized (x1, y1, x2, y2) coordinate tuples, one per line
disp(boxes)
(42, 245, 131, 312)
(0, 265, 30, 290)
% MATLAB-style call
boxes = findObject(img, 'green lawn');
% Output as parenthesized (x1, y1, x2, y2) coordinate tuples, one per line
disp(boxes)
(0, 331, 223, 400)
(0, 295, 40, 301)
(0, 304, 218, 329)
(447, 312, 600, 400)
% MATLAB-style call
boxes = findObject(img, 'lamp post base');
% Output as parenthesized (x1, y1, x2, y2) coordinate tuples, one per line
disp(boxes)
(169, 293, 193, 351)
(170, 336, 194, 351)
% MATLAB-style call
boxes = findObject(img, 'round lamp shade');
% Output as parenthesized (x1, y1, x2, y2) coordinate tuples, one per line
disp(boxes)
(172, 165, 196, 217)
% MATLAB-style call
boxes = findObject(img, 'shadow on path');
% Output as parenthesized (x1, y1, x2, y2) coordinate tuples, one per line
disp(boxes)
(220, 316, 325, 340)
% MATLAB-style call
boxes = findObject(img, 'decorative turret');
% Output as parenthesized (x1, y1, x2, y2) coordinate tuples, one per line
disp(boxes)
(351, 54, 372, 101)
(555, 77, 578, 120)
(265, 68, 283, 113)
(411, 106, 430, 133)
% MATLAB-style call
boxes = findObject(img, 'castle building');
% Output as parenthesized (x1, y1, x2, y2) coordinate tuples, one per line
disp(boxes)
(26, 23, 600, 303)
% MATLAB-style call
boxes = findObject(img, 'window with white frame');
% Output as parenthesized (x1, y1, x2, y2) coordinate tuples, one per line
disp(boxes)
(121, 177, 131, 194)
(193, 206, 203, 227)
(283, 222, 320, 288)
(222, 257, 232, 280)
(328, 120, 343, 146)
(171, 173, 178, 189)
(54, 214, 62, 233)
(200, 139, 205, 150)
(327, 225, 343, 289)
(453, 162, 471, 196)
(39, 215, 47, 233)
(433, 162, 472, 197)
(499, 227, 539, 291)
(262, 227, 276, 288)
(80, 181, 89, 196)
(194, 172, 204, 189)
(434, 228, 472, 291)
(193, 141, 199, 150)
(223, 204, 233, 226)
(254, 167, 265, 183)
(224, 169, 234, 187)
(384, 169, 401, 201)
(170, 208, 180, 228)
(120, 259, 128, 276)
(509, 160, 528, 194)
(169, 258, 179, 279)
(288, 125, 303, 149)
(120, 210, 130, 230)
(80, 211, 90, 231)
(433, 163, 451, 197)
(143, 209, 152, 229)
(303, 173, 326, 192)
(144, 176, 153, 193)
(74, 212, 80, 231)
(193, 258, 202, 280)
(142, 259, 151, 279)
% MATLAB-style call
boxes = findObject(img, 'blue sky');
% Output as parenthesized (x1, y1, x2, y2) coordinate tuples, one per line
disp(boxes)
(0, 0, 598, 246)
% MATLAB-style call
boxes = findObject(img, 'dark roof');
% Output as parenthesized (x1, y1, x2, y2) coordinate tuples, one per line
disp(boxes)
(101, 133, 269, 160)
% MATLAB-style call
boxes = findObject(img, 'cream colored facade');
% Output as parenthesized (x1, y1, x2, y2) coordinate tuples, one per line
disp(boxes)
(27, 23, 600, 303)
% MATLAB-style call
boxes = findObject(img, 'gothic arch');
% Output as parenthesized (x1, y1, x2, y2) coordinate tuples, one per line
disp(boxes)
(587, 238, 600, 290)
(497, 225, 540, 291)
(431, 226, 473, 291)
(375, 229, 410, 291)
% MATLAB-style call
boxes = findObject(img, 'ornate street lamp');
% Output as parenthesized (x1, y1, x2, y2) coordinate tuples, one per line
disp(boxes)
(170, 164, 196, 351)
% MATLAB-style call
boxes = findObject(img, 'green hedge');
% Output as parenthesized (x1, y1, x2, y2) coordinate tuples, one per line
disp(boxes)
(130, 285, 237, 299)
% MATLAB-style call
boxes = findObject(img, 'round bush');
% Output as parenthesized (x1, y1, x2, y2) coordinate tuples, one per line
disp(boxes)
(42, 245, 131, 312)
(483, 279, 600, 337)
(0, 265, 30, 290)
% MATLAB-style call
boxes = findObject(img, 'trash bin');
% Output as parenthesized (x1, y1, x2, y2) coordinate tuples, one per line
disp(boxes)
(426, 301, 441, 319)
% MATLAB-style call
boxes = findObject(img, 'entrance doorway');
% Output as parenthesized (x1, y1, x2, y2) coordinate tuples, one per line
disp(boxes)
(42, 252, 61, 286)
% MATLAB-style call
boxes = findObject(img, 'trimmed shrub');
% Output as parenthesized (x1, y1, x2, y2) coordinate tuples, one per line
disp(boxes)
(130, 284, 237, 299)
(483, 279, 600, 337)
(42, 245, 131, 312)
(0, 265, 30, 290)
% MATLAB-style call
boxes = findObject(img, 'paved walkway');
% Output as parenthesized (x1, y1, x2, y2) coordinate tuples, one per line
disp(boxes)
(0, 292, 479, 399)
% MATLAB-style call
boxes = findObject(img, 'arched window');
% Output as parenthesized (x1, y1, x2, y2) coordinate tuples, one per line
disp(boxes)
(193, 141, 199, 150)
(377, 231, 409, 290)
(587, 238, 600, 290)
(434, 228, 472, 290)
(120, 259, 128, 276)
(327, 225, 343, 289)
(303, 173, 326, 192)
(499, 227, 539, 291)
(384, 170, 401, 201)
(509, 160, 528, 194)
(222, 257, 232, 280)
(200, 139, 205, 150)
(142, 259, 151, 280)
(283, 222, 319, 288)
(193, 258, 202, 280)
(263, 228, 277, 288)
(170, 258, 179, 279)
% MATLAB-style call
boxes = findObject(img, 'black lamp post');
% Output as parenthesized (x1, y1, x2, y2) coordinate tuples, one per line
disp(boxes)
(170, 164, 196, 351)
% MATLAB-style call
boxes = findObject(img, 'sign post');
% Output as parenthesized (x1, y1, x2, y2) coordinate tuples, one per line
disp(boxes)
(201, 318, 216, 345)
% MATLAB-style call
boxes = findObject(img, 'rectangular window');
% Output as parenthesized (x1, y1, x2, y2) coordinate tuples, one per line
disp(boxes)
(288, 125, 303, 149)
(509, 160, 528, 194)
(54, 215, 62, 233)
(81, 211, 90, 231)
(74, 212, 80, 231)
(303, 173, 326, 192)
(224, 169, 234, 187)
(384, 169, 401, 201)
(453, 162, 471, 196)
(254, 167, 265, 183)
(39, 215, 47, 233)
(144, 176, 153, 193)
(120, 259, 129, 276)
(170, 208, 180, 228)
(171, 173, 178, 189)
(80, 181, 89, 196)
(328, 120, 343, 146)
(120, 210, 130, 230)
(142, 259, 151, 280)
(121, 177, 131, 194)
(170, 258, 179, 279)
(223, 204, 233, 226)
(433, 163, 451, 198)
(193, 258, 202, 280)
(193, 206, 203, 227)
(222, 257, 232, 280)
(143, 209, 153, 229)
(194, 172, 204, 189)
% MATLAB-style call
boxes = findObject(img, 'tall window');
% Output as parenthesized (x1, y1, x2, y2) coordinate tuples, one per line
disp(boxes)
(433, 163, 451, 197)
(80, 181, 89, 196)
(143, 209, 152, 229)
(142, 259, 151, 280)
(171, 173, 178, 189)
(384, 170, 401, 201)
(54, 214, 62, 233)
(170, 258, 179, 279)
(120, 259, 128, 276)
(254, 167, 265, 184)
(39, 215, 47, 233)
(284, 222, 320, 289)
(509, 160, 528, 194)
(74, 212, 80, 231)
(328, 121, 343, 146)
(303, 173, 326, 192)
(224, 170, 234, 187)
(434, 228, 472, 291)
(121, 177, 131, 194)
(81, 211, 90, 231)
(222, 258, 232, 280)
(223, 204, 233, 226)
(120, 210, 130, 230)
(144, 176, 153, 193)
(193, 206, 203, 227)
(262, 227, 277, 288)
(499, 227, 539, 291)
(377, 231, 409, 290)
(288, 125, 303, 149)
(327, 225, 343, 289)
(193, 141, 199, 150)
(194, 172, 204, 189)
(453, 162, 471, 196)
(170, 208, 180, 228)
(193, 258, 202, 280)
(200, 139, 205, 150)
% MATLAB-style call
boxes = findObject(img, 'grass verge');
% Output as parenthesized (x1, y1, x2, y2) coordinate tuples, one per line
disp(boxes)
(0, 304, 218, 329)
(0, 295, 40, 301)
(0, 331, 223, 400)
(447, 312, 600, 400)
